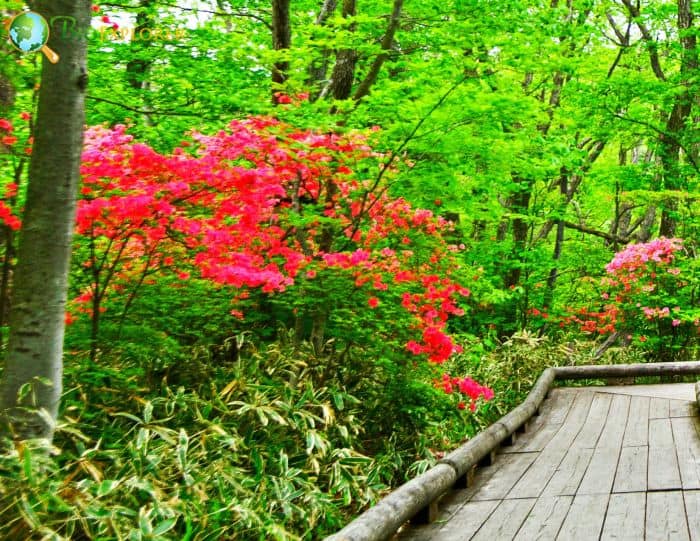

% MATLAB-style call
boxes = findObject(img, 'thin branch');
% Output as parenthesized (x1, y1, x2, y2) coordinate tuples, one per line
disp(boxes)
(563, 219, 630, 243)
(87, 95, 200, 117)
(618, 0, 666, 81)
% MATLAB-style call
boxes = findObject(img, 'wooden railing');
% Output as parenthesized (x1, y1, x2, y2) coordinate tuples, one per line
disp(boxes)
(325, 361, 700, 541)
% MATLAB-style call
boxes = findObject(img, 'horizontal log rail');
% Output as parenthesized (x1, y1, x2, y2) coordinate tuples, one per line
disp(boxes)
(325, 360, 700, 541)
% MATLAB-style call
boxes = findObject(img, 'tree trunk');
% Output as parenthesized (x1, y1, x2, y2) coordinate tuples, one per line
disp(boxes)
(353, 0, 404, 101)
(504, 177, 532, 288)
(658, 0, 695, 236)
(307, 0, 338, 95)
(328, 0, 358, 102)
(271, 0, 291, 102)
(125, 0, 154, 91)
(0, 0, 90, 442)
(543, 172, 567, 308)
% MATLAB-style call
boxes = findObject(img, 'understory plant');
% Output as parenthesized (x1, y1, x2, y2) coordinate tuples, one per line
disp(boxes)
(560, 238, 700, 361)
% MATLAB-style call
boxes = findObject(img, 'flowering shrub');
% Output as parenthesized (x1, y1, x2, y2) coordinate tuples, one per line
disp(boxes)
(563, 238, 700, 359)
(66, 118, 493, 405)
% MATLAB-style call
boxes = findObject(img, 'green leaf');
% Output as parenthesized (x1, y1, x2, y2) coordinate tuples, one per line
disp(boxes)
(153, 517, 178, 536)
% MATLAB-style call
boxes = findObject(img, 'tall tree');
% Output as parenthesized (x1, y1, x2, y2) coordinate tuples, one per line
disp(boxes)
(0, 0, 91, 442)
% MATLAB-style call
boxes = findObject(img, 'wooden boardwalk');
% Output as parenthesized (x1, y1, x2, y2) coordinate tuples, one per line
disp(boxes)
(401, 383, 700, 541)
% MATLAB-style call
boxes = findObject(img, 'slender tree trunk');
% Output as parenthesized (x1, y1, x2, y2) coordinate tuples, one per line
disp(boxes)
(307, 0, 338, 95)
(125, 0, 154, 90)
(0, 226, 15, 347)
(504, 178, 532, 288)
(271, 0, 291, 102)
(659, 0, 695, 236)
(543, 172, 567, 308)
(328, 0, 358, 102)
(0, 0, 90, 442)
(353, 0, 404, 101)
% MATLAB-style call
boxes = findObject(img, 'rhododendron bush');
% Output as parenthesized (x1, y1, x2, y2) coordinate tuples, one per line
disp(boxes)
(59, 117, 492, 407)
(562, 238, 700, 360)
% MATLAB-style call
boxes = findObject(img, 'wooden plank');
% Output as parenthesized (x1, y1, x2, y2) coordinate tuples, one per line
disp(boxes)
(542, 447, 593, 496)
(650, 397, 671, 419)
(682, 490, 700, 541)
(612, 446, 647, 493)
(471, 452, 538, 501)
(600, 492, 646, 541)
(410, 500, 499, 541)
(513, 496, 572, 540)
(556, 494, 609, 540)
(508, 391, 595, 498)
(570, 393, 612, 449)
(503, 389, 576, 453)
(670, 399, 697, 418)
(596, 393, 630, 447)
(648, 418, 682, 490)
(646, 491, 690, 541)
(671, 417, 700, 490)
(622, 396, 650, 447)
(546, 389, 579, 424)
(577, 444, 623, 495)
(579, 383, 696, 401)
(577, 394, 628, 495)
(508, 423, 563, 454)
(470, 499, 536, 541)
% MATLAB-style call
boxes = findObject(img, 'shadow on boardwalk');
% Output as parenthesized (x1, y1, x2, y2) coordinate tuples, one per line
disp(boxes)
(400, 383, 700, 540)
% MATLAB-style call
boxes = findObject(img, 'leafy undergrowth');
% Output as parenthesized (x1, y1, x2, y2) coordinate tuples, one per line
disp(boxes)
(0, 333, 475, 541)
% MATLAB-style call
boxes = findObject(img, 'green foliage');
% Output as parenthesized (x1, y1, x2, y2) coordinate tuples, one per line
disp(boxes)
(0, 340, 384, 540)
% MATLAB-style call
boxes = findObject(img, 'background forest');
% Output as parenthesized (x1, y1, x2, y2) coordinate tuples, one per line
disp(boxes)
(0, 0, 699, 539)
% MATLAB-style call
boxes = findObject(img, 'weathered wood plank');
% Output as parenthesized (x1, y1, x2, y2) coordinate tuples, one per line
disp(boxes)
(471, 452, 538, 501)
(648, 418, 682, 491)
(577, 394, 628, 495)
(612, 446, 647, 493)
(670, 400, 696, 418)
(470, 498, 536, 541)
(546, 389, 579, 424)
(683, 490, 700, 541)
(513, 496, 572, 540)
(622, 396, 650, 447)
(671, 417, 700, 490)
(600, 492, 645, 541)
(578, 383, 696, 401)
(650, 397, 671, 419)
(646, 491, 690, 541)
(504, 390, 577, 454)
(542, 447, 593, 496)
(577, 444, 622, 495)
(556, 494, 609, 540)
(598, 394, 631, 442)
(508, 391, 595, 499)
(423, 499, 500, 540)
(570, 393, 612, 449)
